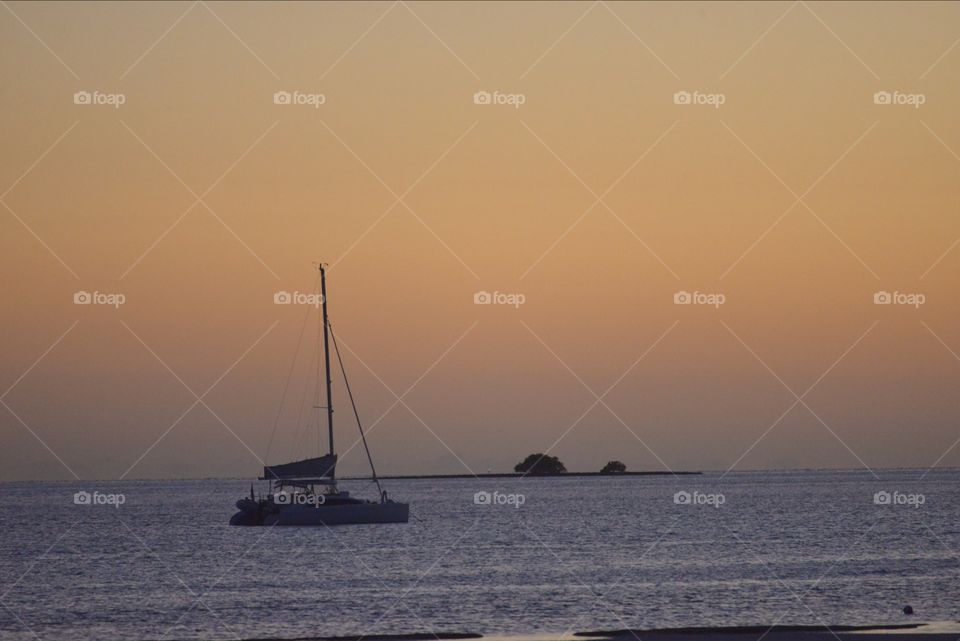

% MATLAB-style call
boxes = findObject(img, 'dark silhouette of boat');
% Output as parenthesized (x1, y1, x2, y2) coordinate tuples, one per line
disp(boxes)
(230, 264, 409, 526)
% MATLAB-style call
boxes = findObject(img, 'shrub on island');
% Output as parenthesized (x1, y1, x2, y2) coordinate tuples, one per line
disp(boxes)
(514, 453, 567, 475)
(600, 460, 626, 474)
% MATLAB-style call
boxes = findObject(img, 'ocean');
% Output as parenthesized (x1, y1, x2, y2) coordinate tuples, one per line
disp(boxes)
(0, 468, 957, 641)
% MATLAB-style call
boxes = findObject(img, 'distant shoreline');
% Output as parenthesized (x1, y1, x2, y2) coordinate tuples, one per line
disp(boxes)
(9, 466, 960, 484)
(343, 471, 701, 480)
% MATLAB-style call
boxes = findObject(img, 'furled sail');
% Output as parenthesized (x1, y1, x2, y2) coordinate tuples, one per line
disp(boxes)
(262, 454, 337, 480)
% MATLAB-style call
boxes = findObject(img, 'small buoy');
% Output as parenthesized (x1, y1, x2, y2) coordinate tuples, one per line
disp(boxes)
(903, 605, 914, 615)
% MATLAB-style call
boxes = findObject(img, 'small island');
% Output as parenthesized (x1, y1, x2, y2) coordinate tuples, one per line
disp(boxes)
(600, 460, 627, 474)
(514, 453, 567, 475)
(346, 454, 699, 480)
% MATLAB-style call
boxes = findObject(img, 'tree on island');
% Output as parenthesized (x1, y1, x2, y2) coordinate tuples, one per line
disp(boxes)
(600, 460, 626, 474)
(514, 453, 567, 475)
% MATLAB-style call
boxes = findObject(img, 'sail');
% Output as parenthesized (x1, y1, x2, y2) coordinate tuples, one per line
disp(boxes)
(262, 454, 337, 480)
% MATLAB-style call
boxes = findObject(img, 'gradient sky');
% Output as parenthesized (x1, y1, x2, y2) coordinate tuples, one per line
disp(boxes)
(1, 1, 959, 481)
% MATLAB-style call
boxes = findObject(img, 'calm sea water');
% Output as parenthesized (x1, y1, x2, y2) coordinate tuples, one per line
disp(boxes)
(0, 469, 958, 641)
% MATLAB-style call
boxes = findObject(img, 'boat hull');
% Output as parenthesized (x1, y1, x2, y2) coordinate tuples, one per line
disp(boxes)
(272, 501, 409, 526)
(231, 501, 409, 526)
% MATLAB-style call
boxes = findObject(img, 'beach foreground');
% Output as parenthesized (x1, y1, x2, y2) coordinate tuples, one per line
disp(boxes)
(222, 623, 960, 641)
(576, 622, 960, 641)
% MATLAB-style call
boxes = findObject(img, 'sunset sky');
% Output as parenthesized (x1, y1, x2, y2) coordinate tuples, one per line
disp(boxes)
(1, 1, 959, 481)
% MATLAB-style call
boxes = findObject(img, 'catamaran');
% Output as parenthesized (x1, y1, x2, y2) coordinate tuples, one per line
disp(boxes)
(230, 264, 409, 526)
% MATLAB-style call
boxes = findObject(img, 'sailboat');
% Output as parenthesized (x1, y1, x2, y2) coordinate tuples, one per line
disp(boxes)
(230, 264, 409, 526)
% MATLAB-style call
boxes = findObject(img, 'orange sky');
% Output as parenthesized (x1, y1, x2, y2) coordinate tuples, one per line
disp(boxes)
(1, 1, 959, 481)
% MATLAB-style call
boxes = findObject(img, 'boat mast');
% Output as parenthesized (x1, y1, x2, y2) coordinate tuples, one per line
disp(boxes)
(320, 264, 335, 471)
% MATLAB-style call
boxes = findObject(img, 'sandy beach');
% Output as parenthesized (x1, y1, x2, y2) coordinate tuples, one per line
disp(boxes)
(575, 623, 960, 641)
(223, 623, 960, 641)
